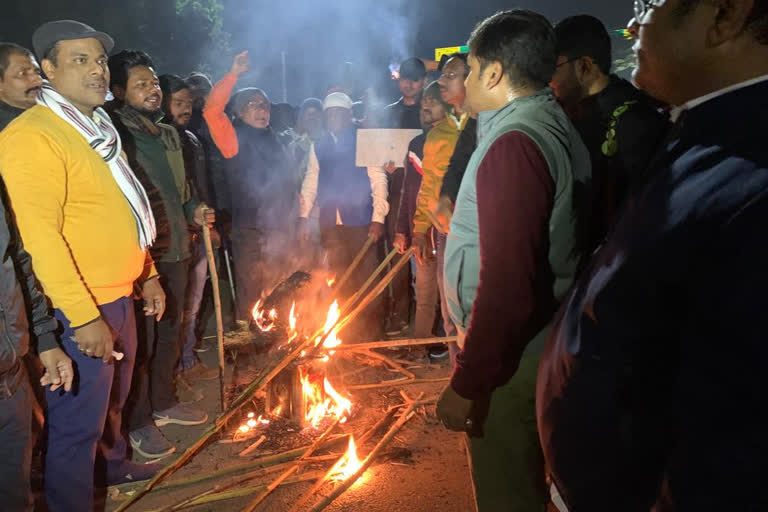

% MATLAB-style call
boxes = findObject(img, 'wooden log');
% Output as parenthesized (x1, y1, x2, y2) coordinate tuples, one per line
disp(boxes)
(346, 377, 450, 391)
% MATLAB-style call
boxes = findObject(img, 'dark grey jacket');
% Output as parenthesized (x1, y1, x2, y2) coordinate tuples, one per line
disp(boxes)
(0, 104, 59, 395)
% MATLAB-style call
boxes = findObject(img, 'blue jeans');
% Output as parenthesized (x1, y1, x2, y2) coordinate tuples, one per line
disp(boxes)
(45, 296, 136, 512)
(180, 237, 208, 370)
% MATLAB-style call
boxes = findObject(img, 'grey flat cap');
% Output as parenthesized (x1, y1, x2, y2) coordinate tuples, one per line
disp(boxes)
(32, 20, 114, 61)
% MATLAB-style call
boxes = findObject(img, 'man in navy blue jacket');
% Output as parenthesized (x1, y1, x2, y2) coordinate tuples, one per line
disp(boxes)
(537, 1, 768, 510)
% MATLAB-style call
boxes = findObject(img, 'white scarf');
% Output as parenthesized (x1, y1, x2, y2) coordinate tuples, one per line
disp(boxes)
(37, 83, 156, 248)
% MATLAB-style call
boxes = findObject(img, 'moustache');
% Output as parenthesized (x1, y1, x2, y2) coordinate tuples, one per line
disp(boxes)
(25, 86, 41, 95)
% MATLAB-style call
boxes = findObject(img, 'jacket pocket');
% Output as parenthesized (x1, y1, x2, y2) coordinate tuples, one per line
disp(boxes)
(0, 305, 18, 371)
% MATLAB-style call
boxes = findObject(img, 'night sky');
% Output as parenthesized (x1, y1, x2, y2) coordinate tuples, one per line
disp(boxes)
(1, 0, 633, 104)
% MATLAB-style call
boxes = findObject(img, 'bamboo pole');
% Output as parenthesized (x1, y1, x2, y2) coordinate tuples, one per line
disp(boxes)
(143, 471, 326, 512)
(202, 214, 226, 411)
(286, 407, 400, 512)
(333, 336, 457, 351)
(304, 393, 425, 512)
(346, 377, 450, 391)
(114, 333, 322, 511)
(339, 247, 398, 315)
(331, 236, 374, 296)
(242, 416, 343, 511)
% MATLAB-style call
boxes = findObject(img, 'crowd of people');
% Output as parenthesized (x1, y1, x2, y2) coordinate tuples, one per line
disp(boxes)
(1, 0, 767, 510)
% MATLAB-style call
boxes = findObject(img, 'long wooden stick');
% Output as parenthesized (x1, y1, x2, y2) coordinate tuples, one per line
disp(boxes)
(339, 247, 398, 315)
(346, 377, 450, 391)
(333, 336, 458, 352)
(202, 216, 226, 411)
(335, 248, 413, 335)
(305, 393, 425, 512)
(242, 416, 343, 511)
(143, 471, 326, 512)
(331, 236, 374, 296)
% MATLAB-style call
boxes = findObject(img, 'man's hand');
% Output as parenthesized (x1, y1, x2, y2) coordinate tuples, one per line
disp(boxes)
(436, 384, 474, 432)
(142, 277, 167, 321)
(209, 228, 222, 249)
(230, 51, 250, 76)
(412, 232, 430, 265)
(368, 221, 385, 242)
(297, 217, 311, 242)
(430, 196, 454, 234)
(39, 347, 74, 392)
(194, 205, 216, 227)
(73, 318, 115, 362)
(383, 161, 397, 175)
(393, 233, 408, 254)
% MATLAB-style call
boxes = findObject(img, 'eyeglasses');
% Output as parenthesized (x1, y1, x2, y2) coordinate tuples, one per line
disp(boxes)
(633, 0, 666, 23)
(246, 100, 270, 111)
(439, 71, 466, 81)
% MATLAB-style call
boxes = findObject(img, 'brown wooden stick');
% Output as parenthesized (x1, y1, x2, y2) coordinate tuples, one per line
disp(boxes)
(114, 332, 321, 511)
(346, 377, 450, 391)
(333, 336, 457, 351)
(305, 392, 425, 512)
(357, 350, 416, 380)
(238, 435, 267, 457)
(335, 247, 414, 336)
(339, 247, 398, 315)
(202, 217, 226, 411)
(143, 471, 326, 512)
(286, 407, 399, 512)
(242, 416, 343, 511)
(331, 236, 374, 296)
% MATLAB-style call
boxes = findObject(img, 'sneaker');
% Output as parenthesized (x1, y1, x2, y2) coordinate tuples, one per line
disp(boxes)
(153, 404, 209, 427)
(192, 344, 210, 353)
(106, 459, 164, 486)
(180, 362, 219, 382)
(427, 344, 449, 361)
(129, 424, 176, 459)
(385, 319, 409, 337)
(176, 375, 204, 404)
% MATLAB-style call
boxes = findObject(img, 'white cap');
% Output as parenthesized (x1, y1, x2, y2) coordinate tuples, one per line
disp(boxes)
(323, 92, 353, 111)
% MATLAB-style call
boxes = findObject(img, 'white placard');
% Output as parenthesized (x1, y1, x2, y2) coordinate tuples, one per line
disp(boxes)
(355, 129, 423, 167)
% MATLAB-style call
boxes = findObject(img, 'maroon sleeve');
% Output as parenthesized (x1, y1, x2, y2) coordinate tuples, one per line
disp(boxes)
(451, 131, 556, 400)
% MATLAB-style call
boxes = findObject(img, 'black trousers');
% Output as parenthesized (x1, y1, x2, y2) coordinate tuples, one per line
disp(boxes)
(385, 167, 412, 324)
(128, 259, 189, 430)
(321, 225, 384, 341)
(0, 363, 33, 512)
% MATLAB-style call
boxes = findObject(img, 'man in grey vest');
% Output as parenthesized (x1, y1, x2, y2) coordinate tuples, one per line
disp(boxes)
(436, 10, 591, 511)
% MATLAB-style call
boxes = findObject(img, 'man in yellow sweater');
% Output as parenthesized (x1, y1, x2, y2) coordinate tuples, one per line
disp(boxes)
(0, 21, 166, 511)
(411, 54, 470, 360)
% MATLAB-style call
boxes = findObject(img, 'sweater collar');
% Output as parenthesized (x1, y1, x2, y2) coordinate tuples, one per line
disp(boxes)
(477, 87, 554, 142)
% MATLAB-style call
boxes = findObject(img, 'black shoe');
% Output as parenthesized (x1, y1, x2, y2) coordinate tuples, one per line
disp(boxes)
(427, 343, 449, 361)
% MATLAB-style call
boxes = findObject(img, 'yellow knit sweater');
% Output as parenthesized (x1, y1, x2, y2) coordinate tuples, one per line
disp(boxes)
(413, 114, 468, 234)
(0, 105, 156, 327)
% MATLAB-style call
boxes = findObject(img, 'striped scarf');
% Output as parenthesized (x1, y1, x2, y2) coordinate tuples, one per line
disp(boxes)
(37, 83, 156, 248)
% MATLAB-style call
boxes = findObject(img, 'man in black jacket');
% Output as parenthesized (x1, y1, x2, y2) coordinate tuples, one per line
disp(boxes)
(550, 15, 669, 250)
(0, 43, 42, 131)
(0, 41, 74, 512)
(537, 1, 768, 509)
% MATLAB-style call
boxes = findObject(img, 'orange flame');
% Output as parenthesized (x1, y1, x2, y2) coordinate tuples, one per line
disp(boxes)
(251, 299, 276, 332)
(332, 436, 362, 481)
(300, 370, 352, 428)
(316, 300, 342, 349)
(289, 302, 297, 331)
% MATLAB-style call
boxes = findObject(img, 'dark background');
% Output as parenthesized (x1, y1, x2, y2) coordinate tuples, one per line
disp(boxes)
(1, 0, 633, 105)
